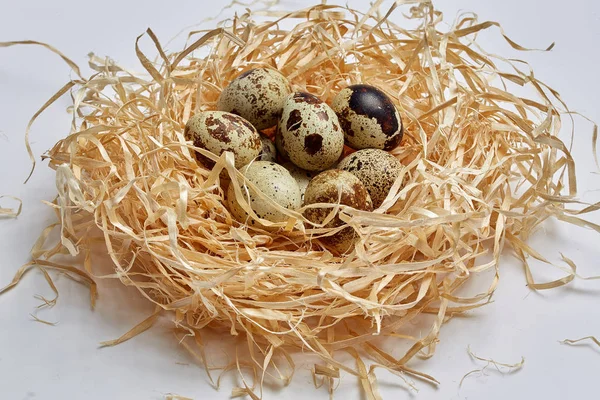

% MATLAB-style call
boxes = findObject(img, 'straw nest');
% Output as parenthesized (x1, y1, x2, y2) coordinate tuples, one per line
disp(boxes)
(5, 1, 599, 398)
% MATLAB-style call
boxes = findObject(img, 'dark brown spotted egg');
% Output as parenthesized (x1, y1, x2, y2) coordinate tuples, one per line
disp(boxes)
(338, 149, 404, 208)
(279, 92, 344, 172)
(274, 126, 290, 161)
(282, 162, 315, 201)
(227, 161, 301, 225)
(303, 169, 373, 254)
(218, 68, 291, 131)
(185, 111, 261, 169)
(258, 135, 277, 162)
(332, 84, 403, 150)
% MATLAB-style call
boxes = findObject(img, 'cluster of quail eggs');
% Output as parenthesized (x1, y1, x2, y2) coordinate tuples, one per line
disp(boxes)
(184, 68, 405, 254)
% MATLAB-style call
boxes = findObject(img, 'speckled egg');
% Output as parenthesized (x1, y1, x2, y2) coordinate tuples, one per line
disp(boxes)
(258, 135, 277, 162)
(227, 161, 302, 225)
(332, 84, 403, 150)
(185, 111, 261, 169)
(338, 149, 404, 208)
(279, 92, 344, 172)
(218, 68, 291, 131)
(303, 169, 373, 253)
(282, 162, 315, 201)
(274, 126, 290, 161)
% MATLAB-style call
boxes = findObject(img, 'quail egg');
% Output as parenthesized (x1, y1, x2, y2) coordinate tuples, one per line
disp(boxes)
(258, 135, 277, 162)
(227, 161, 302, 225)
(303, 169, 373, 253)
(279, 92, 344, 172)
(274, 126, 290, 161)
(218, 68, 291, 131)
(282, 162, 315, 201)
(185, 111, 261, 169)
(332, 84, 403, 150)
(338, 149, 404, 208)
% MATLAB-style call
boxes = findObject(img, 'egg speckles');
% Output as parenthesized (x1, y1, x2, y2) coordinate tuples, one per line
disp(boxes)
(185, 111, 261, 168)
(279, 92, 344, 171)
(332, 84, 403, 150)
(282, 162, 315, 201)
(338, 149, 404, 208)
(274, 126, 290, 161)
(218, 68, 291, 131)
(258, 135, 277, 162)
(303, 169, 373, 253)
(227, 161, 302, 225)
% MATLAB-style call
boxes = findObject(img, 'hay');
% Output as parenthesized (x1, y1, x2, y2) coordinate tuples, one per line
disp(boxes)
(0, 196, 23, 218)
(561, 336, 600, 349)
(3, 1, 600, 398)
(459, 346, 525, 389)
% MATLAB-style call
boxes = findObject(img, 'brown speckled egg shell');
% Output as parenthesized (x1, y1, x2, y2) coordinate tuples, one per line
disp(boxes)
(303, 169, 373, 253)
(258, 135, 277, 162)
(279, 92, 344, 172)
(274, 125, 290, 161)
(185, 111, 262, 169)
(218, 68, 291, 131)
(332, 84, 403, 150)
(227, 161, 301, 225)
(338, 149, 404, 208)
(282, 161, 316, 202)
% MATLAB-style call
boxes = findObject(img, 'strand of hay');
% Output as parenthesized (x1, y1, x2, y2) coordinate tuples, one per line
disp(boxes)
(561, 336, 600, 349)
(459, 346, 525, 389)
(2, 1, 599, 398)
(0, 196, 23, 218)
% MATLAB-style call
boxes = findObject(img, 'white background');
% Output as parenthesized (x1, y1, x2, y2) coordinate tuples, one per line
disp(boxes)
(1, 1, 600, 399)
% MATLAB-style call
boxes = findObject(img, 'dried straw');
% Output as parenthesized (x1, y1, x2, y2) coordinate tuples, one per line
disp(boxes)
(0, 196, 22, 218)
(561, 336, 600, 349)
(459, 346, 525, 389)
(3, 1, 600, 398)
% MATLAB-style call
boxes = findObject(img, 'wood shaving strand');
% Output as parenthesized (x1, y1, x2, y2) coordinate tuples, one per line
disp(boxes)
(0, 195, 23, 218)
(561, 336, 600, 349)
(459, 346, 525, 389)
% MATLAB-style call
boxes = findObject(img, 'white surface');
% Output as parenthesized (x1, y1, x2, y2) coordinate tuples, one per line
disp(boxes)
(1, 1, 600, 399)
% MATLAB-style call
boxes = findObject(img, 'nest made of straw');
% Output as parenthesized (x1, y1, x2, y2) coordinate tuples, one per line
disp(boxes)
(5, 1, 599, 398)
